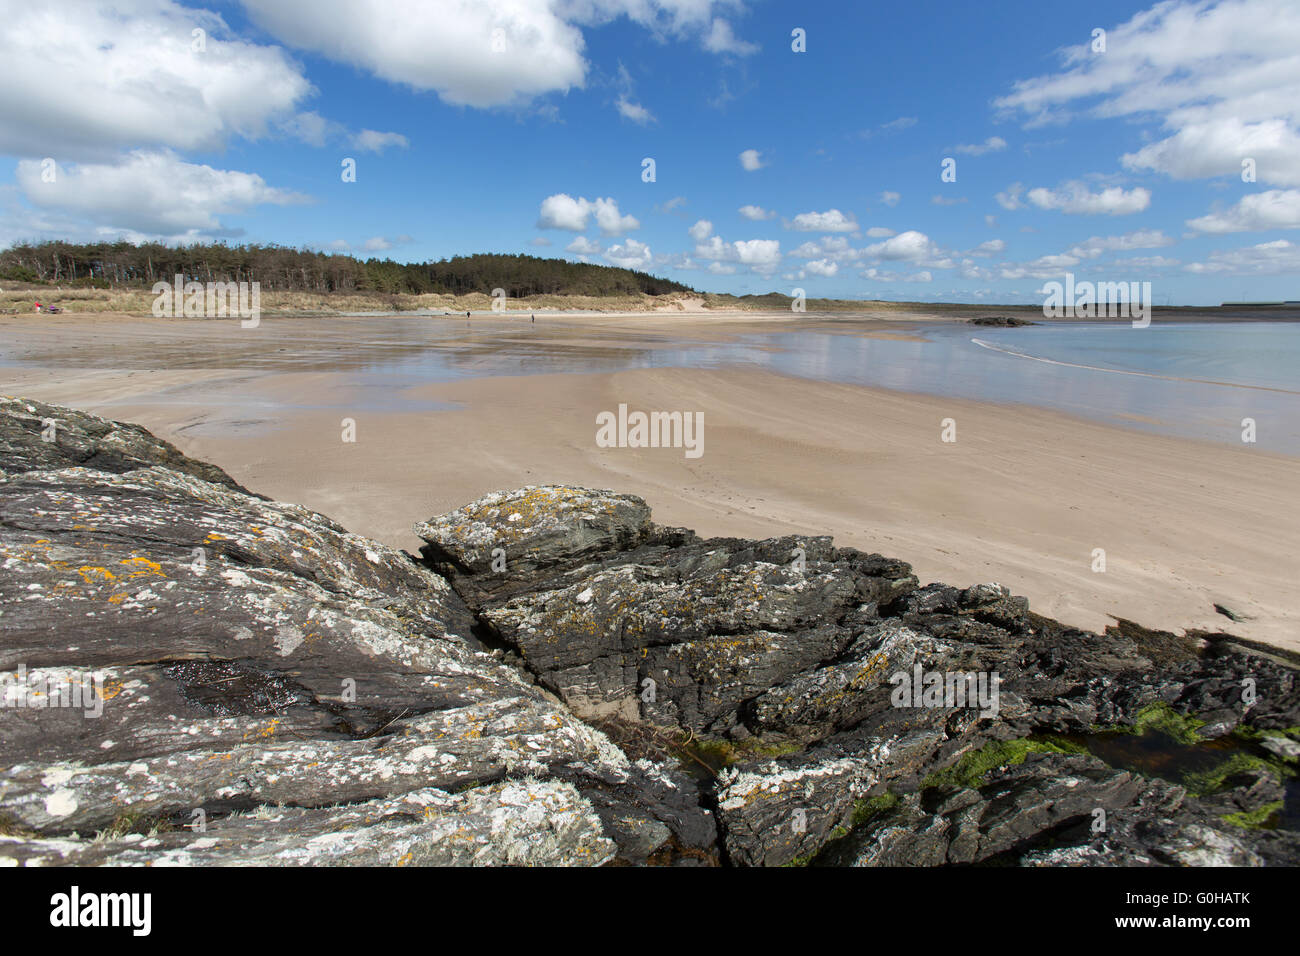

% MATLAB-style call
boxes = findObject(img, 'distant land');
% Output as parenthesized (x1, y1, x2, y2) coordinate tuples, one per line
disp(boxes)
(0, 240, 1296, 319)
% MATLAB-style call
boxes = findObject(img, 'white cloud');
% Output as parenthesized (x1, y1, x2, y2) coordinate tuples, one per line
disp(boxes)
(703, 18, 758, 55)
(879, 191, 901, 207)
(954, 136, 1007, 156)
(1185, 238, 1300, 274)
(788, 209, 858, 232)
(804, 258, 838, 277)
(865, 227, 895, 238)
(863, 230, 936, 262)
(1026, 182, 1151, 215)
(1124, 118, 1300, 187)
(995, 183, 1025, 210)
(615, 96, 655, 124)
(862, 268, 932, 283)
(732, 238, 781, 270)
(738, 204, 775, 220)
(791, 236, 856, 261)
(361, 234, 412, 250)
(241, 0, 749, 110)
(688, 219, 714, 241)
(739, 149, 764, 171)
(352, 129, 410, 153)
(16, 150, 306, 237)
(0, 0, 312, 160)
(537, 193, 639, 234)
(566, 236, 603, 254)
(1066, 229, 1175, 258)
(604, 238, 653, 269)
(694, 231, 782, 273)
(1186, 189, 1300, 233)
(994, 0, 1300, 187)
(970, 239, 1006, 256)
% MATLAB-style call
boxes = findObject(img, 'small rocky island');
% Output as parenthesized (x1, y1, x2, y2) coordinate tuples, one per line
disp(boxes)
(968, 316, 1038, 327)
(1, 397, 1296, 866)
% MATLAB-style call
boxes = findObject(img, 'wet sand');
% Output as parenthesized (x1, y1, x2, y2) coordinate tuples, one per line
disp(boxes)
(3, 311, 1298, 651)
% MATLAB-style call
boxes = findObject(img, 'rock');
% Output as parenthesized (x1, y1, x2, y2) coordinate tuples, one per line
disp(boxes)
(968, 316, 1036, 327)
(4, 397, 1299, 867)
(0, 403, 687, 866)
(0, 395, 250, 492)
(0, 779, 616, 866)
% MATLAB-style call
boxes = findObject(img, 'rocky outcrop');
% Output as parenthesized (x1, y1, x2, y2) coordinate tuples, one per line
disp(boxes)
(420, 486, 1300, 867)
(2, 398, 1296, 866)
(0, 401, 711, 865)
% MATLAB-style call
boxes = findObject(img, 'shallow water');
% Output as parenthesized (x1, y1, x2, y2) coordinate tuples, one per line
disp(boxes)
(3, 316, 1298, 453)
(747, 322, 1300, 453)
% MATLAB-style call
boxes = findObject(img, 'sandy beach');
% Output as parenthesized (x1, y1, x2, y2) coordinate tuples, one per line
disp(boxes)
(3, 310, 1297, 651)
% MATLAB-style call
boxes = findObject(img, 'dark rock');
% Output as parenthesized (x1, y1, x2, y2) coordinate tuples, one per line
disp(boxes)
(968, 316, 1037, 327)
(4, 397, 1298, 867)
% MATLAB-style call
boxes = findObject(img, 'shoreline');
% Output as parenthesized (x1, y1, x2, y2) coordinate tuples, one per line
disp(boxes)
(3, 312, 1297, 651)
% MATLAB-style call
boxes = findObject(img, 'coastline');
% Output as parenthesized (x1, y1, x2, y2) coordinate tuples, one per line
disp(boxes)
(3, 310, 1297, 652)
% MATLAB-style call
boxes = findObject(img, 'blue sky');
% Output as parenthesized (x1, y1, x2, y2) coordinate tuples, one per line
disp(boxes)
(2, 0, 1299, 304)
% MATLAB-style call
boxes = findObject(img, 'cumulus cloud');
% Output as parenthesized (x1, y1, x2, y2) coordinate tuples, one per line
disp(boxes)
(994, 0, 1300, 186)
(861, 268, 932, 283)
(362, 234, 413, 250)
(240, 0, 751, 110)
(995, 183, 1025, 210)
(969, 239, 1006, 256)
(1066, 229, 1175, 258)
(1185, 238, 1300, 274)
(15, 150, 306, 237)
(352, 129, 410, 152)
(1026, 182, 1151, 215)
(566, 235, 603, 254)
(537, 193, 639, 234)
(1123, 118, 1300, 187)
(0, 0, 312, 160)
(787, 209, 858, 232)
(863, 230, 937, 262)
(739, 149, 764, 171)
(703, 18, 758, 55)
(694, 230, 782, 273)
(738, 204, 775, 220)
(1186, 189, 1300, 233)
(615, 96, 655, 124)
(688, 219, 714, 241)
(804, 258, 838, 277)
(791, 236, 857, 262)
(954, 136, 1007, 156)
(604, 238, 653, 269)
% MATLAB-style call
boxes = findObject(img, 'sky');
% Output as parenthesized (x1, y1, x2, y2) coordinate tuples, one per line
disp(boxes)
(1, 0, 1299, 305)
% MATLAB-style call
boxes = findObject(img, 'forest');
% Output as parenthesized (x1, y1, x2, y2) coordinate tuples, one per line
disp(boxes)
(0, 241, 695, 298)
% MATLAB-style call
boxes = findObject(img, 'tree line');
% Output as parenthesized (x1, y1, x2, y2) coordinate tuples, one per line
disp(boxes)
(0, 241, 694, 297)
